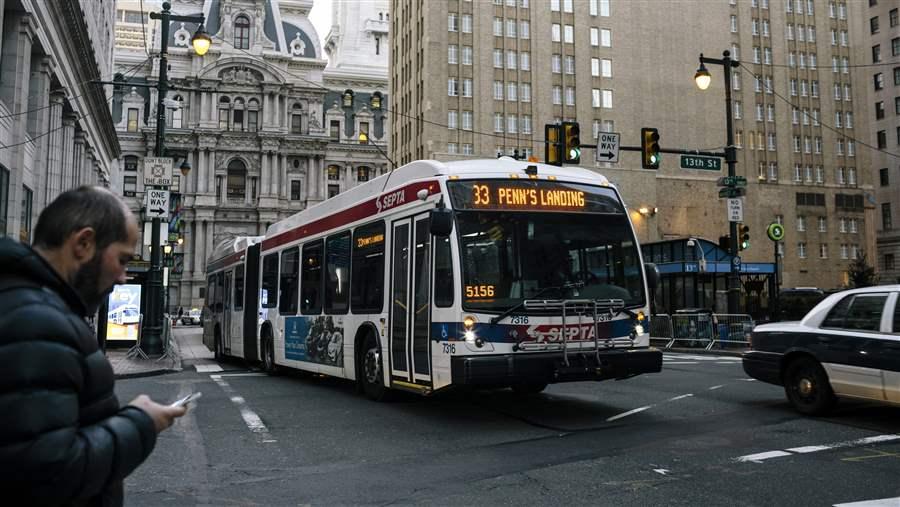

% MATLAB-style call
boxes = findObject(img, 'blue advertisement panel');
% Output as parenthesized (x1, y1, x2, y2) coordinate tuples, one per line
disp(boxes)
(106, 284, 142, 342)
(284, 316, 344, 366)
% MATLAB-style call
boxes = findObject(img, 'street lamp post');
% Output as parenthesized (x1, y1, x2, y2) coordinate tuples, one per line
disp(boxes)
(695, 50, 741, 314)
(142, 2, 210, 355)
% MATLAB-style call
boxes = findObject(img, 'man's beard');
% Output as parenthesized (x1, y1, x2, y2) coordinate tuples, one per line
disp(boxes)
(70, 252, 113, 314)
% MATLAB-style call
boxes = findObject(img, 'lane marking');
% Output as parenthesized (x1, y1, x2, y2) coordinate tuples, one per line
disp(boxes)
(665, 361, 699, 365)
(195, 364, 223, 373)
(834, 496, 900, 506)
(708, 385, 724, 390)
(652, 468, 670, 476)
(841, 449, 900, 463)
(606, 405, 652, 422)
(735, 434, 900, 463)
(667, 394, 694, 402)
(215, 372, 268, 377)
(210, 374, 277, 443)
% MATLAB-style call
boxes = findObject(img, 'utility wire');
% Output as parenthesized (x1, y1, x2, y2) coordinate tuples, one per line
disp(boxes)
(0, 56, 151, 151)
(738, 61, 900, 160)
(139, 0, 151, 58)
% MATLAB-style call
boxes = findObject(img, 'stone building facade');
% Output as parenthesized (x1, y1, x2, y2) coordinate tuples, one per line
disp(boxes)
(0, 0, 119, 241)
(113, 0, 389, 311)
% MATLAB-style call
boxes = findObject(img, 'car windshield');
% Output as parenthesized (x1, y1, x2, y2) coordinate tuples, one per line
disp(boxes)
(455, 210, 645, 312)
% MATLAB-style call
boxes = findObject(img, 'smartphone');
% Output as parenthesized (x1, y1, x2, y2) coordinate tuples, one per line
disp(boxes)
(169, 392, 202, 408)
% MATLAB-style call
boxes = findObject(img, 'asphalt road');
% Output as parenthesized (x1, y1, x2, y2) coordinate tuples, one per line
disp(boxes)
(117, 333, 900, 506)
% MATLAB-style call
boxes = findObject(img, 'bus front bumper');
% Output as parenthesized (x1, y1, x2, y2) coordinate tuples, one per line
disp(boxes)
(450, 347, 662, 386)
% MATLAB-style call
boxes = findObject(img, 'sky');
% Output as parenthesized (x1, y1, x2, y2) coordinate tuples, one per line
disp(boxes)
(308, 0, 332, 51)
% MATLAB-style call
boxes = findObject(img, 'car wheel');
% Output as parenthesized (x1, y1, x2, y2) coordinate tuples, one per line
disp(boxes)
(784, 357, 836, 416)
(511, 382, 548, 395)
(359, 334, 390, 401)
(262, 335, 278, 375)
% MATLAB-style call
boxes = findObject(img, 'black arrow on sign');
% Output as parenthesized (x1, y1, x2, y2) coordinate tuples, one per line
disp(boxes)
(598, 151, 615, 160)
(151, 208, 165, 215)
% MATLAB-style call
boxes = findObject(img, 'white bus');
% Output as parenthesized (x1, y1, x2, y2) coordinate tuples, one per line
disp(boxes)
(108, 303, 140, 326)
(205, 158, 662, 399)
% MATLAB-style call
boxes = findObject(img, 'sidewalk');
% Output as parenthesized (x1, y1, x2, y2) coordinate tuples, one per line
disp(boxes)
(107, 325, 210, 379)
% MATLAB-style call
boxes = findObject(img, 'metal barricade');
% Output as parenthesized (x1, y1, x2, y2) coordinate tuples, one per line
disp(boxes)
(706, 313, 754, 350)
(649, 314, 674, 348)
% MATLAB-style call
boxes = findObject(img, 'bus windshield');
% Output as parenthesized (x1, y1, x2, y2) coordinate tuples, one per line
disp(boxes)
(450, 181, 645, 312)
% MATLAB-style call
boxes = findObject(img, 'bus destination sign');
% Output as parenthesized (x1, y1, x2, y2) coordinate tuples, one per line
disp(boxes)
(448, 180, 623, 213)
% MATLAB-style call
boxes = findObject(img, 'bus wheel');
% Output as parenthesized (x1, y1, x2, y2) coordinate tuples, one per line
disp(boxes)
(262, 335, 278, 375)
(361, 334, 389, 401)
(511, 382, 548, 395)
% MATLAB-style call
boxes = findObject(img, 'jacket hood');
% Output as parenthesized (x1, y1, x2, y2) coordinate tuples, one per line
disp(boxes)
(0, 237, 89, 316)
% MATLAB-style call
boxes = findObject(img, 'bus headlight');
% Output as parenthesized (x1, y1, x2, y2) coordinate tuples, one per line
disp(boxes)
(463, 315, 477, 330)
(464, 330, 476, 343)
(634, 324, 645, 336)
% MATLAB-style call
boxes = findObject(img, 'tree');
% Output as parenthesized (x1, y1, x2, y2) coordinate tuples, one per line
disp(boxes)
(847, 251, 877, 288)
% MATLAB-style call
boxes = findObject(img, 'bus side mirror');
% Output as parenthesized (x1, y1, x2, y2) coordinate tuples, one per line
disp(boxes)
(430, 207, 453, 237)
(644, 263, 659, 290)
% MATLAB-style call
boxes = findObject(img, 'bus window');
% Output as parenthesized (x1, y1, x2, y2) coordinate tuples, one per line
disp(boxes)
(279, 247, 300, 315)
(215, 272, 225, 312)
(325, 232, 351, 314)
(351, 220, 385, 313)
(434, 234, 453, 307)
(234, 265, 245, 311)
(301, 240, 324, 314)
(207, 275, 215, 309)
(261, 254, 279, 309)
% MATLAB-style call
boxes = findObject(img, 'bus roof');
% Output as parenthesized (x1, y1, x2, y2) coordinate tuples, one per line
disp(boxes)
(264, 157, 614, 242)
(207, 235, 264, 268)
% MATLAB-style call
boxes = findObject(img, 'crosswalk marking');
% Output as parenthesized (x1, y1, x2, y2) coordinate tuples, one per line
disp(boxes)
(195, 364, 223, 373)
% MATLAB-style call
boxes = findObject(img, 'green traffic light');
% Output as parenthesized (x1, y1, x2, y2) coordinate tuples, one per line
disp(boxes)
(570, 148, 581, 159)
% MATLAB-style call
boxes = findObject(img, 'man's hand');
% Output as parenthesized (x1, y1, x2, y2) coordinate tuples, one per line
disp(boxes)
(128, 395, 188, 433)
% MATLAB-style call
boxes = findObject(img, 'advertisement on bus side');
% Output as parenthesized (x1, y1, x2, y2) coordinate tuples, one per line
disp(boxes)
(284, 315, 344, 366)
(106, 284, 142, 342)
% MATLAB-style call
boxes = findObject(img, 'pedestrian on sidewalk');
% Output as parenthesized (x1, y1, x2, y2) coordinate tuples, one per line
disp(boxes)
(0, 186, 187, 507)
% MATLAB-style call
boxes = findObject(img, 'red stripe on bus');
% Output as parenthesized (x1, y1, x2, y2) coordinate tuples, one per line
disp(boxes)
(207, 250, 244, 273)
(261, 180, 441, 252)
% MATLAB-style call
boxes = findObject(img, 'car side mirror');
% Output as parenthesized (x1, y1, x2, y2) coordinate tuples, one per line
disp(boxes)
(430, 206, 453, 237)
(644, 262, 659, 290)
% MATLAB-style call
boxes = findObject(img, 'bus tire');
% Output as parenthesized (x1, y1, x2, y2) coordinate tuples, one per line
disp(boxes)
(262, 334, 278, 375)
(360, 334, 389, 401)
(511, 382, 548, 395)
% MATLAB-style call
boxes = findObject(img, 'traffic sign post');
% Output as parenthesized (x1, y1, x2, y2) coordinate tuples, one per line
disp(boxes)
(596, 132, 620, 163)
(718, 187, 746, 198)
(143, 157, 174, 187)
(727, 198, 743, 222)
(145, 189, 170, 220)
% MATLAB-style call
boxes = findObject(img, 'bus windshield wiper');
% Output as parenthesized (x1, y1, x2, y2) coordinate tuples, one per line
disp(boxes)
(490, 281, 583, 325)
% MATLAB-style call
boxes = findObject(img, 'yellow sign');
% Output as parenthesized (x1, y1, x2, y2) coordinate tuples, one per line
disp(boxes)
(472, 184, 585, 209)
(356, 233, 385, 248)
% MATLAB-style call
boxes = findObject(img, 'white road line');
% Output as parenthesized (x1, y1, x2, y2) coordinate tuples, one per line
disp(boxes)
(708, 385, 724, 390)
(215, 372, 268, 377)
(195, 364, 223, 373)
(210, 374, 277, 443)
(668, 394, 694, 401)
(665, 361, 699, 365)
(834, 496, 900, 507)
(735, 451, 793, 463)
(735, 434, 900, 464)
(606, 405, 652, 422)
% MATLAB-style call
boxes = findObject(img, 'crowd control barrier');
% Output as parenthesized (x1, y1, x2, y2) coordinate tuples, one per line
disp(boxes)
(650, 313, 754, 350)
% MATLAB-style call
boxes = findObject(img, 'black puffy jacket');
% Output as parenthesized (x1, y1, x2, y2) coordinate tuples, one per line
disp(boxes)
(0, 238, 157, 506)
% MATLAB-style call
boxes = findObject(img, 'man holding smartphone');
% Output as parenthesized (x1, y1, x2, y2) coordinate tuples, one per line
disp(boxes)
(0, 187, 188, 506)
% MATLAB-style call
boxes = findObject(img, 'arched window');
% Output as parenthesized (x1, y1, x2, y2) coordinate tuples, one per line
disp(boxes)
(234, 15, 251, 50)
(371, 91, 383, 110)
(342, 89, 354, 107)
(227, 159, 246, 200)
(167, 94, 184, 129)
(291, 103, 303, 134)
(247, 99, 260, 132)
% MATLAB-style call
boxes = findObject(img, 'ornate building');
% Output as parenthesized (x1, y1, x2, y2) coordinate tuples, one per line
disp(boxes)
(113, 0, 389, 311)
(0, 0, 119, 241)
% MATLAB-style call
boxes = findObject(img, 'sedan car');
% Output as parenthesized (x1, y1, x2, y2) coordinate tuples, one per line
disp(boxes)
(743, 286, 900, 415)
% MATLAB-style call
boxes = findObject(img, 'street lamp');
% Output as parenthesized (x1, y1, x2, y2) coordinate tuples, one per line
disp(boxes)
(142, 1, 206, 355)
(687, 237, 707, 273)
(695, 50, 742, 314)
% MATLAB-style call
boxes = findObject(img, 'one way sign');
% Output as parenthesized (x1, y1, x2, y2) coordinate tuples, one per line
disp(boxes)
(145, 189, 170, 219)
(596, 132, 620, 163)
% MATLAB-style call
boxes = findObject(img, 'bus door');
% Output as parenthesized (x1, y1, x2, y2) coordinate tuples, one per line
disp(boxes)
(389, 214, 433, 388)
(223, 270, 233, 354)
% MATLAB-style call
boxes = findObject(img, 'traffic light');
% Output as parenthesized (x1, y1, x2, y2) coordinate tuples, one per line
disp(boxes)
(739, 224, 751, 250)
(563, 121, 581, 164)
(545, 124, 563, 166)
(641, 128, 660, 169)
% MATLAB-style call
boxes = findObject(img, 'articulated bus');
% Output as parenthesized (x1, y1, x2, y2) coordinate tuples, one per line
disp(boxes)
(204, 158, 662, 399)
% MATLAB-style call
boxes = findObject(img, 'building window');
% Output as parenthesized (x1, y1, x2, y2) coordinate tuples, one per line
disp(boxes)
(448, 13, 458, 32)
(227, 159, 246, 200)
(601, 29, 611, 47)
(218, 97, 230, 130)
(357, 166, 371, 182)
(886, 254, 895, 271)
(234, 15, 251, 50)
(127, 108, 139, 132)
(291, 180, 302, 200)
(462, 110, 473, 130)
(798, 242, 806, 259)
(602, 89, 613, 108)
(327, 165, 341, 180)
(19, 186, 32, 243)
(818, 217, 827, 232)
(330, 120, 340, 140)
(819, 244, 828, 259)
(124, 175, 137, 197)
(883, 203, 892, 230)
(328, 185, 340, 198)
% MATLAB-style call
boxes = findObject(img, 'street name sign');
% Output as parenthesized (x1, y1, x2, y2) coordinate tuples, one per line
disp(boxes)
(680, 155, 722, 171)
(716, 175, 747, 187)
(146, 189, 170, 219)
(727, 198, 743, 222)
(718, 187, 746, 198)
(595, 132, 620, 163)
(143, 157, 173, 187)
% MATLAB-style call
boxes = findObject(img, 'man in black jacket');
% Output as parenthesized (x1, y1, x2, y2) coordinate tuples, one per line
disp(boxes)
(0, 186, 186, 506)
